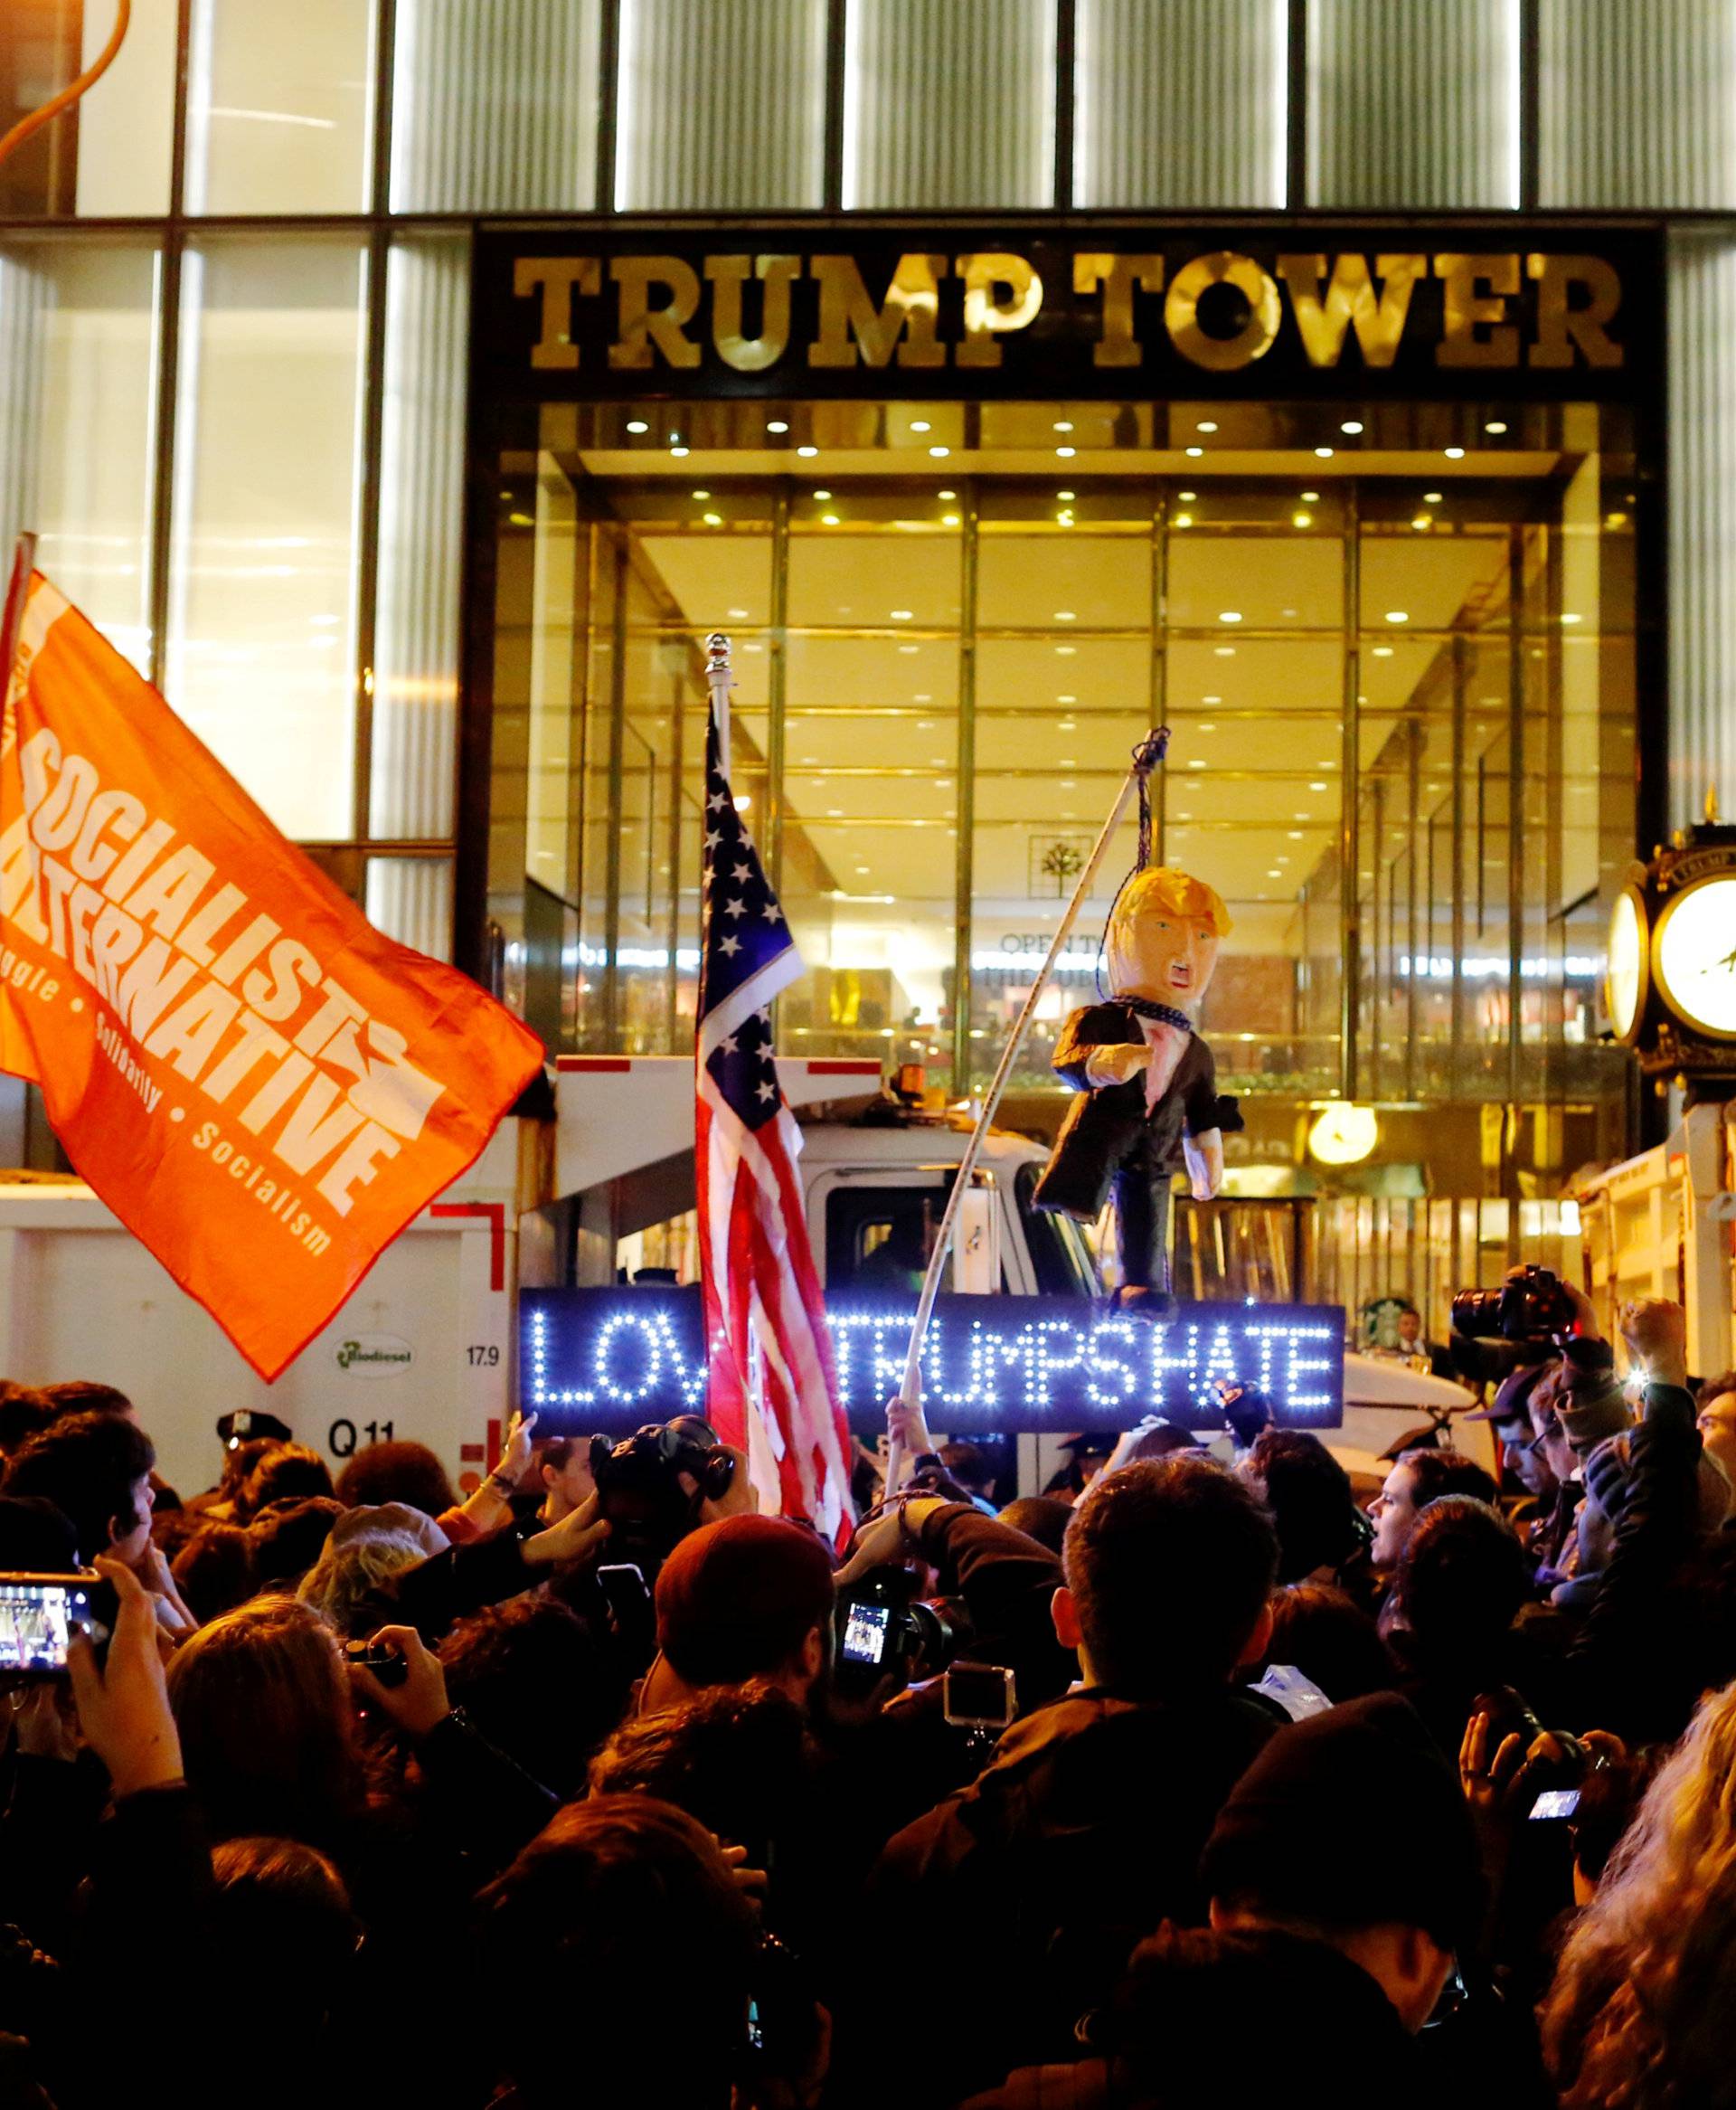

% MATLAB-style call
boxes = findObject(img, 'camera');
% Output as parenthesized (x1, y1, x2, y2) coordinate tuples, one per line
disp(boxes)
(587, 1416, 737, 1572)
(344, 1638, 410, 1688)
(834, 1566, 974, 1694)
(0, 1573, 116, 1678)
(1450, 1265, 1579, 1355)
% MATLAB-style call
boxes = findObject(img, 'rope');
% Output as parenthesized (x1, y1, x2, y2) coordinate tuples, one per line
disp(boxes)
(0, 1, 132, 175)
(1095, 726, 1172, 1000)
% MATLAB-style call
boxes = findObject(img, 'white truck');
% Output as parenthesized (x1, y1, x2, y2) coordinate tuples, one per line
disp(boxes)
(0, 1054, 1482, 1500)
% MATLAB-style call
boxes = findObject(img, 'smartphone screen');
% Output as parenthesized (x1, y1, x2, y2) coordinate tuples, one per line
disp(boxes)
(943, 1661, 1015, 1728)
(840, 1600, 892, 1667)
(1530, 1787, 1581, 1821)
(0, 1578, 88, 1676)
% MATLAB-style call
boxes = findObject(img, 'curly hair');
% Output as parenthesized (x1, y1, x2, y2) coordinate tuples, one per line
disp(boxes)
(1542, 1677, 1736, 2109)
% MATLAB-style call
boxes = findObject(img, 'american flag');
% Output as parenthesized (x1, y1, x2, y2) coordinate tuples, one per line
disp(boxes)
(695, 682, 855, 1549)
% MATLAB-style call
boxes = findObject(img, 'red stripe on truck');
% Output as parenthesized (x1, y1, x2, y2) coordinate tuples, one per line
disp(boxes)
(805, 1059, 882, 1075)
(555, 1055, 634, 1071)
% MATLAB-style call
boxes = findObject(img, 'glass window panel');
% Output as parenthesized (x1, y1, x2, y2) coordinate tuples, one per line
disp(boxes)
(976, 535, 1150, 630)
(391, 0, 600, 211)
(977, 637, 1149, 722)
(366, 856, 453, 960)
(788, 532, 962, 630)
(617, 0, 826, 209)
(0, 241, 159, 673)
(185, 0, 376, 213)
(1165, 535, 1343, 629)
(167, 238, 367, 842)
(0, 0, 177, 216)
(373, 233, 467, 841)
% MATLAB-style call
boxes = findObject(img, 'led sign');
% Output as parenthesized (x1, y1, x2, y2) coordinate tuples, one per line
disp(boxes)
(521, 1287, 1344, 1435)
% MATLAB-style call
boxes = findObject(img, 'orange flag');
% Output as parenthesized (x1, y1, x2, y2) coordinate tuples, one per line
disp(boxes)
(0, 565, 543, 1379)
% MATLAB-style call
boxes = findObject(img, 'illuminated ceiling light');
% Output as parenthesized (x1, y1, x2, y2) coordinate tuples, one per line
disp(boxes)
(692, 487, 711, 499)
(1175, 810, 1193, 819)
(727, 607, 749, 619)
(1308, 1102, 1380, 1166)
(1056, 445, 1077, 458)
(1314, 445, 1335, 459)
(1561, 611, 1583, 624)
(1057, 488, 1075, 500)
(1187, 758, 1205, 769)
(911, 419, 932, 432)
(891, 609, 913, 620)
(1268, 867, 1283, 877)
(1412, 515, 1430, 530)
(1203, 694, 1221, 703)
(1384, 610, 1409, 623)
(626, 419, 649, 435)
(939, 487, 957, 499)
(1196, 420, 1218, 433)
(1054, 610, 1076, 622)
(1372, 644, 1394, 658)
(1056, 644, 1076, 656)
(1485, 419, 1508, 434)
(1425, 490, 1443, 502)
(1293, 511, 1312, 527)
(766, 419, 788, 434)
(733, 794, 751, 812)
(1174, 512, 1194, 527)
(797, 444, 819, 457)
(1057, 511, 1075, 525)
(1214, 645, 1236, 658)
(1057, 694, 1076, 704)
(1185, 445, 1204, 457)
(669, 444, 690, 458)
(822, 513, 841, 525)
(1054, 420, 1074, 432)
(1445, 445, 1466, 459)
(1309, 780, 1328, 790)
(942, 513, 960, 525)
(1179, 489, 1197, 501)
(1341, 419, 1364, 435)
(928, 445, 950, 459)
(1199, 721, 1216, 732)
(1219, 610, 1242, 623)
(898, 643, 920, 654)
(703, 512, 722, 525)
(813, 487, 831, 499)
(1288, 829, 1304, 839)
(1301, 489, 1319, 501)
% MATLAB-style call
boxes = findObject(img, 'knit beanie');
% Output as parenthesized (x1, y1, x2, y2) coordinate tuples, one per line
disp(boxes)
(655, 1514, 836, 1687)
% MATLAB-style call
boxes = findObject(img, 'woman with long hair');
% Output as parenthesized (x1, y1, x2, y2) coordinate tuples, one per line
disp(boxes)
(1542, 1676, 1736, 2108)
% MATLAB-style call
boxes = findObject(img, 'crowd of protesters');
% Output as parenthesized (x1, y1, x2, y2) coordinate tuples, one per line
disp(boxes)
(0, 1280, 1732, 2106)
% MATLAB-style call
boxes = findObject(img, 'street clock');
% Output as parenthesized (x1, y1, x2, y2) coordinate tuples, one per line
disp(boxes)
(1604, 885, 1647, 1044)
(1652, 874, 1736, 1039)
(1609, 822, 1736, 1096)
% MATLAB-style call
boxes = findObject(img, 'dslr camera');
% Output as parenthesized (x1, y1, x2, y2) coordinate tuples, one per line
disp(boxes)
(834, 1566, 974, 1695)
(1450, 1264, 1579, 1358)
(587, 1415, 737, 1571)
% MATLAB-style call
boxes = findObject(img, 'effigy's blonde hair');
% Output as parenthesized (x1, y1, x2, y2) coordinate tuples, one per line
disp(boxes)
(1104, 866, 1231, 991)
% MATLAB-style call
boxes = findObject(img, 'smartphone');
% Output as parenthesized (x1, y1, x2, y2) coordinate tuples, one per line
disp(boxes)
(1530, 1787, 1581, 1821)
(838, 1598, 893, 1669)
(596, 1563, 651, 1624)
(0, 1574, 106, 1678)
(942, 1661, 1017, 1730)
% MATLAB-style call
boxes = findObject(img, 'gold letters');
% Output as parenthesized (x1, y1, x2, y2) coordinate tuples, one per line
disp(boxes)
(807, 254, 947, 369)
(1435, 253, 1520, 368)
(955, 252, 1043, 368)
(514, 256, 599, 370)
(1165, 252, 1282, 373)
(1277, 253, 1424, 368)
(609, 256, 703, 371)
(705, 255, 800, 373)
(1073, 253, 1163, 368)
(1528, 252, 1623, 370)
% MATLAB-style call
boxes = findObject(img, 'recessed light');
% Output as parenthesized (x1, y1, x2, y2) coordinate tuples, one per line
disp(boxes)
(939, 488, 957, 499)
(822, 513, 840, 525)
(1301, 489, 1319, 501)
(1485, 420, 1507, 434)
(767, 419, 788, 434)
(669, 444, 689, 458)
(703, 512, 722, 525)
(1424, 490, 1442, 502)
(1054, 610, 1076, 622)
(1196, 420, 1218, 433)
(728, 606, 749, 619)
(1219, 610, 1242, 624)
(1340, 419, 1363, 435)
(797, 444, 818, 457)
(1314, 446, 1335, 459)
(626, 419, 649, 434)
(734, 794, 752, 812)
(1056, 446, 1076, 458)
(915, 696, 931, 705)
(1293, 511, 1312, 527)
(1054, 420, 1074, 433)
(692, 487, 711, 499)
(1412, 516, 1430, 530)
(1187, 758, 1205, 769)
(1268, 867, 1283, 877)
(1384, 610, 1408, 623)
(1056, 645, 1076, 656)
(1057, 489, 1075, 500)
(1288, 829, 1303, 840)
(1309, 780, 1328, 791)
(1214, 645, 1236, 658)
(1199, 722, 1216, 732)
(1561, 612, 1583, 624)
(1185, 445, 1204, 457)
(1180, 490, 1197, 501)
(1058, 694, 1076, 704)
(1174, 512, 1194, 527)
(813, 487, 831, 500)
(943, 513, 960, 525)
(929, 445, 950, 458)
(1372, 644, 1394, 658)
(1203, 695, 1221, 703)
(911, 420, 932, 433)
(1445, 446, 1466, 459)
(1175, 810, 1193, 819)
(891, 609, 913, 620)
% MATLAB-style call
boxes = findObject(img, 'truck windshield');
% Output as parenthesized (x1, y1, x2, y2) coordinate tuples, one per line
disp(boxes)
(1014, 1164, 1099, 1299)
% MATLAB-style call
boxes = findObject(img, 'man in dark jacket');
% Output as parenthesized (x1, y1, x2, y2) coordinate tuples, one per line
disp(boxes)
(860, 1458, 1283, 2103)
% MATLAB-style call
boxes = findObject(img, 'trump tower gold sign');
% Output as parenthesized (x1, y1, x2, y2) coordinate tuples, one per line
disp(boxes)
(475, 226, 1656, 403)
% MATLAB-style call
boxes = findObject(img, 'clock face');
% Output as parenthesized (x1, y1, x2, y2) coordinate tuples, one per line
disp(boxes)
(1307, 1103, 1379, 1166)
(1605, 888, 1646, 1042)
(1653, 875, 1736, 1038)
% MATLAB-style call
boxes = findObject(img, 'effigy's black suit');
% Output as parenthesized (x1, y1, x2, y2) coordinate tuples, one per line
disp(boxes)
(1032, 1000, 1242, 1295)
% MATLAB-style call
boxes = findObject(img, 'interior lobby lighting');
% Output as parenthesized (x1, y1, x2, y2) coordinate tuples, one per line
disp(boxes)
(1309, 780, 1328, 790)
(1314, 446, 1335, 459)
(1485, 420, 1508, 434)
(669, 444, 690, 457)
(1196, 420, 1218, 433)
(822, 513, 840, 525)
(797, 444, 819, 457)
(1373, 644, 1394, 658)
(1561, 612, 1583, 623)
(1412, 516, 1430, 529)
(939, 488, 957, 499)
(911, 420, 932, 432)
(1445, 446, 1466, 459)
(733, 794, 751, 812)
(929, 445, 950, 458)
(1174, 512, 1194, 526)
(1293, 511, 1312, 527)
(626, 419, 648, 434)
(1341, 420, 1364, 435)
(1301, 489, 1319, 501)
(1054, 420, 1074, 432)
(943, 513, 960, 525)
(766, 420, 788, 433)
(1425, 490, 1443, 502)
(1057, 489, 1075, 499)
(1056, 446, 1077, 458)
(1384, 610, 1409, 623)
(727, 607, 749, 619)
(703, 512, 722, 525)
(891, 609, 913, 620)
(1180, 489, 1197, 501)
(813, 488, 831, 499)
(692, 488, 710, 498)
(1214, 645, 1235, 657)
(1054, 610, 1076, 621)
(1185, 445, 1204, 457)
(1219, 610, 1242, 623)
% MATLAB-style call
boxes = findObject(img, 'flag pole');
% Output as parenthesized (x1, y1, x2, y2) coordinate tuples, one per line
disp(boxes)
(890, 729, 1170, 1465)
(2, 535, 37, 709)
(706, 630, 731, 775)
